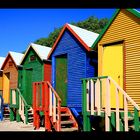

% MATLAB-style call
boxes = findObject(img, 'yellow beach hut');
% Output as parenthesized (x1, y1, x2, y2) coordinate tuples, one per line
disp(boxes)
(82, 9, 140, 131)
(0, 57, 5, 96)
(93, 9, 140, 110)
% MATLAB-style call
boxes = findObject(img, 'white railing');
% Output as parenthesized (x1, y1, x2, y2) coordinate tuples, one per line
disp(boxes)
(11, 88, 29, 124)
(47, 81, 61, 131)
(85, 76, 140, 131)
(18, 95, 26, 123)
(11, 89, 17, 105)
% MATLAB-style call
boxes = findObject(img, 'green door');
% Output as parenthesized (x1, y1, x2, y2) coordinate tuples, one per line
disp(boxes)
(56, 55, 67, 106)
(25, 69, 33, 105)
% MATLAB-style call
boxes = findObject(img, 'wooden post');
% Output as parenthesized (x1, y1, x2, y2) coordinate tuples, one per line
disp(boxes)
(45, 82, 51, 131)
(124, 96, 128, 131)
(82, 80, 91, 131)
(86, 80, 89, 111)
(49, 88, 52, 116)
(57, 100, 61, 131)
(90, 80, 94, 115)
(116, 87, 120, 131)
(105, 78, 110, 131)
(95, 79, 101, 115)
(10, 89, 12, 106)
(53, 94, 56, 122)
(10, 108, 14, 121)
(10, 89, 14, 121)
(16, 109, 20, 122)
(134, 107, 139, 131)
(42, 82, 45, 110)
(33, 82, 37, 127)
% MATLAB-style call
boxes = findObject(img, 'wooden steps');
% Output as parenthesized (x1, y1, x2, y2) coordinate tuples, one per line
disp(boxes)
(60, 107, 78, 132)
(27, 107, 33, 124)
(61, 120, 75, 125)
(90, 108, 140, 131)
(3, 105, 10, 120)
(61, 127, 79, 132)
(53, 107, 79, 132)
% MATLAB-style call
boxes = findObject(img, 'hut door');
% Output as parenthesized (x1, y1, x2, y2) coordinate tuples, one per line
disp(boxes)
(3, 73, 10, 104)
(102, 44, 123, 108)
(56, 55, 67, 106)
(25, 69, 33, 105)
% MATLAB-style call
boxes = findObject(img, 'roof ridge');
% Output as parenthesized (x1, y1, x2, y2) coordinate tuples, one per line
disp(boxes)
(67, 23, 99, 35)
(91, 8, 140, 49)
(30, 42, 51, 49)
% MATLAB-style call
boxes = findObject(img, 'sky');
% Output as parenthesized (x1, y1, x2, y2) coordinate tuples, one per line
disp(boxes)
(0, 8, 138, 57)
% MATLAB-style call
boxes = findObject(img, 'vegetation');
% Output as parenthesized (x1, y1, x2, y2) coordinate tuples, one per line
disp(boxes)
(34, 16, 109, 48)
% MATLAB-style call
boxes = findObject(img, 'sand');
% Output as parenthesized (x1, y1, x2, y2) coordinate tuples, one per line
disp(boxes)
(0, 119, 45, 131)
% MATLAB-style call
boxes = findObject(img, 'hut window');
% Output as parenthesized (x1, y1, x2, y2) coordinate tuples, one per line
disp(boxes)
(30, 55, 36, 62)
(9, 61, 13, 67)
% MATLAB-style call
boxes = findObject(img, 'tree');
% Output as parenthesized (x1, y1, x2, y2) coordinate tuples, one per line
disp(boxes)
(34, 16, 109, 48)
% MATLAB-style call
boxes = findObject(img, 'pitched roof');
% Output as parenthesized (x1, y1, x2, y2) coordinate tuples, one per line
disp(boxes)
(20, 43, 51, 64)
(1, 51, 24, 70)
(9, 51, 24, 66)
(91, 9, 140, 49)
(67, 24, 99, 48)
(0, 57, 5, 69)
(47, 23, 99, 59)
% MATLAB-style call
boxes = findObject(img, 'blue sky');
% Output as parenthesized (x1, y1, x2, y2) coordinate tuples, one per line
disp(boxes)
(0, 8, 137, 57)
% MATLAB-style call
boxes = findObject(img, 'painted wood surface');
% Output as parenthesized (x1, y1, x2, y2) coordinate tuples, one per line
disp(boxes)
(52, 30, 97, 111)
(98, 9, 140, 110)
(44, 62, 51, 82)
(3, 73, 10, 104)
(56, 55, 67, 106)
(0, 72, 3, 92)
(19, 48, 43, 106)
(2, 55, 18, 104)
(102, 44, 123, 108)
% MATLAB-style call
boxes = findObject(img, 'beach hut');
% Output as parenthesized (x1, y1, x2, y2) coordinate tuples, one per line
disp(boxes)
(10, 43, 51, 124)
(0, 57, 5, 121)
(1, 52, 24, 120)
(0, 57, 5, 96)
(1, 52, 24, 105)
(95, 9, 140, 110)
(47, 23, 99, 119)
(18, 43, 52, 106)
(82, 9, 140, 131)
(12, 43, 51, 124)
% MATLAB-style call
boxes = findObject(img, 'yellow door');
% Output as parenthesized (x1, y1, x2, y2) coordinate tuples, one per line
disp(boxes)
(3, 73, 10, 104)
(102, 44, 123, 108)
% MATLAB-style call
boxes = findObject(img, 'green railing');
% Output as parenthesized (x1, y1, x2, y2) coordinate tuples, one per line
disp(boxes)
(82, 76, 140, 131)
(10, 88, 31, 124)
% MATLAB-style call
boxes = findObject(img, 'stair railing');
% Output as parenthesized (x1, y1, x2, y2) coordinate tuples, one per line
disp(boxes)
(33, 81, 61, 131)
(47, 81, 61, 131)
(10, 88, 30, 124)
(82, 76, 140, 131)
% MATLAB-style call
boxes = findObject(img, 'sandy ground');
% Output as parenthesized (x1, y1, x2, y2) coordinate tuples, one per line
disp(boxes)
(0, 119, 45, 131)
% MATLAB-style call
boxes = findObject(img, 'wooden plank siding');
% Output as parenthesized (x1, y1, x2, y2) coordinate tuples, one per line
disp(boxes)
(19, 48, 43, 105)
(0, 72, 3, 96)
(52, 29, 97, 112)
(44, 62, 52, 82)
(2, 56, 18, 104)
(2, 56, 18, 89)
(98, 9, 140, 110)
(19, 47, 52, 106)
(0, 72, 3, 90)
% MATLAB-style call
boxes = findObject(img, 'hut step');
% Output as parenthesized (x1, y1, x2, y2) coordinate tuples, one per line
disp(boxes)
(61, 127, 78, 132)
(61, 120, 75, 125)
